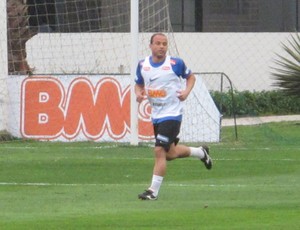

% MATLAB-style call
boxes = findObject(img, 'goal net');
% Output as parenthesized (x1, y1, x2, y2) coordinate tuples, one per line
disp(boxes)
(0, 0, 220, 143)
(10, 0, 178, 75)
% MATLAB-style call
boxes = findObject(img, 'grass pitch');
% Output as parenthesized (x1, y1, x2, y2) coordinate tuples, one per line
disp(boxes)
(0, 122, 299, 229)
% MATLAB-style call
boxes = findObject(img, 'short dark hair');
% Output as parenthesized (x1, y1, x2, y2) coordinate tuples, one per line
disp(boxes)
(150, 33, 167, 44)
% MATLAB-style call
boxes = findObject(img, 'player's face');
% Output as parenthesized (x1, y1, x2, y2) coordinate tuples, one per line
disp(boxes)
(150, 35, 168, 61)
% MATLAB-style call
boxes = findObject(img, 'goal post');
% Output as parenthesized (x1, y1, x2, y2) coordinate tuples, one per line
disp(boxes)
(130, 0, 139, 145)
(1, 0, 221, 143)
(0, 0, 8, 132)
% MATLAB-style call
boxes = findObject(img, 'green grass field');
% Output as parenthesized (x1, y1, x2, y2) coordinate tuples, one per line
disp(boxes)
(0, 122, 299, 229)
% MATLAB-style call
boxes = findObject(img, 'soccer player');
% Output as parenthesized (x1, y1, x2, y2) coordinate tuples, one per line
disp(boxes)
(135, 33, 212, 201)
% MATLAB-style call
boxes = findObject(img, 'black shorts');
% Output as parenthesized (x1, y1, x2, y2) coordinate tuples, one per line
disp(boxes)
(153, 120, 181, 152)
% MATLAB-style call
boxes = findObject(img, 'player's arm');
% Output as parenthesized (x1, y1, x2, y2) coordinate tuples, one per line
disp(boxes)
(173, 57, 196, 101)
(135, 61, 145, 103)
(178, 73, 196, 101)
(135, 84, 145, 103)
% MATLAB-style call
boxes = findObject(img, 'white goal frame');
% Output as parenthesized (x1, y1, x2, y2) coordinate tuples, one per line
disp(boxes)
(130, 0, 139, 145)
(0, 0, 8, 132)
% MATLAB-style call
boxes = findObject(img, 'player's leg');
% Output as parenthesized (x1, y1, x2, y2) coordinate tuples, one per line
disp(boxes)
(166, 134, 213, 169)
(138, 121, 174, 200)
(166, 143, 189, 160)
(138, 120, 212, 200)
(139, 145, 167, 199)
(153, 120, 211, 165)
(143, 145, 167, 199)
(153, 146, 167, 176)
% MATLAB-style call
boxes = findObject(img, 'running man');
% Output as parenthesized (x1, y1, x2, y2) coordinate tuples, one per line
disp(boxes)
(135, 33, 212, 201)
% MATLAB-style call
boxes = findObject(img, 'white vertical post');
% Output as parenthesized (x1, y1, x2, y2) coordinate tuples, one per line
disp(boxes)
(0, 0, 8, 131)
(130, 0, 139, 145)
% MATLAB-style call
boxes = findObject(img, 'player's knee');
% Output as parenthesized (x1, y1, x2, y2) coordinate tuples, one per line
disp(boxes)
(154, 146, 165, 157)
(166, 154, 176, 161)
(166, 147, 177, 161)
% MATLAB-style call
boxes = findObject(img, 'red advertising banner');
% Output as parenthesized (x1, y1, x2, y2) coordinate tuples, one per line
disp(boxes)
(6, 75, 220, 142)
(20, 76, 153, 141)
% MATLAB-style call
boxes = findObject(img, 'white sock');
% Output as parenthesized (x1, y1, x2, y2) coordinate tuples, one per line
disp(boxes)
(189, 147, 205, 159)
(149, 175, 164, 197)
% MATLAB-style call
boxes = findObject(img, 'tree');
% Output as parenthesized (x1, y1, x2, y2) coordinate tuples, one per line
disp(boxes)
(272, 33, 300, 98)
(7, 0, 37, 74)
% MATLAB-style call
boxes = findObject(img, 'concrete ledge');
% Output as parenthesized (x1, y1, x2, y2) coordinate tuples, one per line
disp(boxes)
(222, 115, 300, 127)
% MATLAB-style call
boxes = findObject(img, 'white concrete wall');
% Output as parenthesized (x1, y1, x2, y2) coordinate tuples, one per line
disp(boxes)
(25, 32, 295, 91)
(174, 33, 293, 91)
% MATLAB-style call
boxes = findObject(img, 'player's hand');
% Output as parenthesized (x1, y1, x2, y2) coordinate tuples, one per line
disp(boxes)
(136, 95, 143, 103)
(177, 90, 189, 101)
(136, 90, 145, 103)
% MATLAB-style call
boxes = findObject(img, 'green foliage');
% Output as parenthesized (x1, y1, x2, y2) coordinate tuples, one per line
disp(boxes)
(271, 33, 300, 98)
(210, 90, 300, 117)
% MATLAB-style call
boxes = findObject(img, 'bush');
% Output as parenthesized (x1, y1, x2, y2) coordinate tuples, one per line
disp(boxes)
(210, 90, 300, 117)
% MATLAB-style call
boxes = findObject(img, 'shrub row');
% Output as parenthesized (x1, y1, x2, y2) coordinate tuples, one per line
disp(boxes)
(210, 90, 300, 117)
